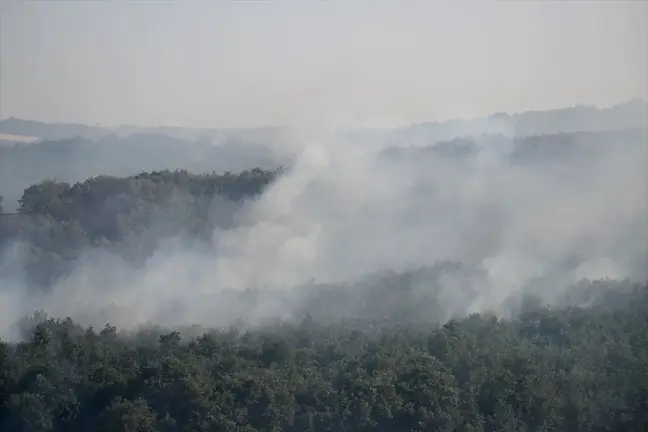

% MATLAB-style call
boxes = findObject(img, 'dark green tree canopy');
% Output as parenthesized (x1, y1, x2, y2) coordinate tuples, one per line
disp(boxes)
(0, 157, 646, 431)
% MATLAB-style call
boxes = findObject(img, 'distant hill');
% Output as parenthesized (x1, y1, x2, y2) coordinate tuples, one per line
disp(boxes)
(381, 127, 648, 165)
(1, 99, 645, 145)
(369, 98, 648, 147)
(0, 117, 291, 145)
(0, 132, 293, 212)
(0, 118, 110, 141)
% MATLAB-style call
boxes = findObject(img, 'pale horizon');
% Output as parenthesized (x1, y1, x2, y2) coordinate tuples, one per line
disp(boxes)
(0, 98, 645, 131)
(1, 1, 646, 129)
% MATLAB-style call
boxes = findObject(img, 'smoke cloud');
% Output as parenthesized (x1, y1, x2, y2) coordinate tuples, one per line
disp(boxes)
(1, 123, 647, 340)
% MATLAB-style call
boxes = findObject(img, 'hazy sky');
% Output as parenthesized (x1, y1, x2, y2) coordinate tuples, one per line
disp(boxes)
(1, 1, 646, 128)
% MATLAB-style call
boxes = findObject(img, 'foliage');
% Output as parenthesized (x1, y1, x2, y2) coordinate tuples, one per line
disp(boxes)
(0, 283, 646, 431)
(0, 169, 278, 287)
(1, 166, 647, 430)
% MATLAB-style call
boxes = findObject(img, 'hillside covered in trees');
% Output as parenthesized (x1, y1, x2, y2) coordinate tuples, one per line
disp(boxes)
(1, 98, 645, 212)
(1, 121, 647, 430)
(0, 133, 291, 213)
(3, 128, 646, 292)
(0, 168, 279, 289)
(0, 280, 646, 432)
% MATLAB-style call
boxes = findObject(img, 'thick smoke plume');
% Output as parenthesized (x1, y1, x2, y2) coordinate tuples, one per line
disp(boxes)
(1, 124, 647, 339)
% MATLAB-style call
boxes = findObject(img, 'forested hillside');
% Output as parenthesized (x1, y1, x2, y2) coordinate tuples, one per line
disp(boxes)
(0, 280, 646, 431)
(0, 169, 278, 288)
(0, 134, 290, 213)
(3, 128, 646, 292)
(1, 126, 647, 430)
(4, 0, 647, 425)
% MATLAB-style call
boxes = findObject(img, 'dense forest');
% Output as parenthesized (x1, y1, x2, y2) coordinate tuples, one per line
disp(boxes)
(1, 117, 647, 430)
(0, 280, 646, 431)
(2, 98, 646, 212)
(0, 168, 279, 288)
(1, 168, 648, 431)
(0, 134, 290, 213)
(3, 128, 646, 292)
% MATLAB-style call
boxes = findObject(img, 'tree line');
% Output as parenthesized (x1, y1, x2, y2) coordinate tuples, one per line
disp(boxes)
(1, 167, 647, 431)
(0, 279, 647, 431)
(0, 168, 278, 288)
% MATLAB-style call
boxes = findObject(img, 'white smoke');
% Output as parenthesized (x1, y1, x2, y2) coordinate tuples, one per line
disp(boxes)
(1, 125, 647, 338)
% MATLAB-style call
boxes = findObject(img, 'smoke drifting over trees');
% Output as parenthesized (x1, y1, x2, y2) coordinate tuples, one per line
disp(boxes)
(0, 100, 647, 430)
(1, 102, 647, 332)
